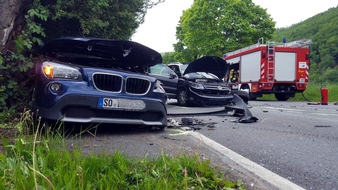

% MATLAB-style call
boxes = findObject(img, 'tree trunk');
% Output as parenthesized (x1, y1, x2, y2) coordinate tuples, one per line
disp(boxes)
(0, 0, 30, 52)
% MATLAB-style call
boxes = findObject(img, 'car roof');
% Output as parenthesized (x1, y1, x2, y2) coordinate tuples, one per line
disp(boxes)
(168, 62, 183, 66)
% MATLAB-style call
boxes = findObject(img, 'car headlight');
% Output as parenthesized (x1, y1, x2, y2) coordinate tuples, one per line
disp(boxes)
(153, 80, 166, 93)
(189, 82, 205, 90)
(42, 61, 82, 80)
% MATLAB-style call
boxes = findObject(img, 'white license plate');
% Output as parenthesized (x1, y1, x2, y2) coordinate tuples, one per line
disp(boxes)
(98, 98, 145, 110)
(99, 98, 119, 108)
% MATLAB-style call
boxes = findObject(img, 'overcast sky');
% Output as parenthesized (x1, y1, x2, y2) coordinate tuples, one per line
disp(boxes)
(131, 0, 338, 53)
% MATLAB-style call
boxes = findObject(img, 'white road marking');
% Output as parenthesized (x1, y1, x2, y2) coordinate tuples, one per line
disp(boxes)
(168, 129, 190, 136)
(261, 106, 338, 116)
(189, 131, 306, 190)
(263, 106, 306, 112)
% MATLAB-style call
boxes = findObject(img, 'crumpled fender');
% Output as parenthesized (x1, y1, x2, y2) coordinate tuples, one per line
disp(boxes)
(225, 93, 258, 123)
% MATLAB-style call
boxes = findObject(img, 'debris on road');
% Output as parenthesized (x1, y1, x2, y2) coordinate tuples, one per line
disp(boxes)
(167, 94, 258, 129)
(314, 125, 332, 128)
(207, 124, 216, 130)
(167, 118, 180, 128)
(307, 102, 321, 105)
(167, 117, 219, 130)
(181, 117, 194, 125)
(180, 126, 193, 131)
(162, 135, 187, 141)
(225, 94, 258, 123)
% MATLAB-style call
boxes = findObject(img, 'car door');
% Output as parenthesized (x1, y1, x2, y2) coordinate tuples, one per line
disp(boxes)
(148, 64, 178, 99)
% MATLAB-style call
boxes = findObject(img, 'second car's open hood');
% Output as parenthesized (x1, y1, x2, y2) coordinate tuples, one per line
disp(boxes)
(183, 56, 229, 79)
(42, 37, 162, 68)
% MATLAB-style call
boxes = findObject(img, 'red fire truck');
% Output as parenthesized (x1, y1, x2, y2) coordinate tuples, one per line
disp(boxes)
(223, 38, 311, 101)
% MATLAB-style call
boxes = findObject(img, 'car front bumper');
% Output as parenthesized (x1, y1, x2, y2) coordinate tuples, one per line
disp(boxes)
(188, 87, 233, 106)
(33, 94, 167, 126)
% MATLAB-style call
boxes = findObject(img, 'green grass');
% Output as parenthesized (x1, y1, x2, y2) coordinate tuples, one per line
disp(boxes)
(259, 82, 338, 102)
(0, 121, 246, 190)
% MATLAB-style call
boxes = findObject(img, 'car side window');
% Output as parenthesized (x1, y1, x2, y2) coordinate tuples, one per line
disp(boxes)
(160, 65, 175, 76)
(150, 64, 174, 77)
(169, 66, 177, 74)
(149, 64, 163, 74)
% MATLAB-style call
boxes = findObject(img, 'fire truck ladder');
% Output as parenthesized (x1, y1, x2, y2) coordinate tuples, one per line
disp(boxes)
(267, 41, 275, 82)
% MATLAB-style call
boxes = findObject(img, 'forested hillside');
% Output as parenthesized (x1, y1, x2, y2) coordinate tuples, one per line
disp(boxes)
(273, 6, 338, 83)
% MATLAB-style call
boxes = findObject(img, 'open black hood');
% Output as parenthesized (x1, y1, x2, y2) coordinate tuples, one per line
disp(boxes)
(183, 56, 229, 79)
(42, 37, 162, 68)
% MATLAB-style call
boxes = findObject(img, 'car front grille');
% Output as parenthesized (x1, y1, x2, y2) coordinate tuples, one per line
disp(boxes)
(126, 77, 151, 95)
(92, 73, 151, 95)
(193, 83, 231, 96)
(93, 73, 123, 92)
(192, 89, 231, 97)
(204, 83, 230, 91)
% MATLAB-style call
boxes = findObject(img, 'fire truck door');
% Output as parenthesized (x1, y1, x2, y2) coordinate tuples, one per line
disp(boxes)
(241, 51, 261, 82)
(275, 52, 296, 81)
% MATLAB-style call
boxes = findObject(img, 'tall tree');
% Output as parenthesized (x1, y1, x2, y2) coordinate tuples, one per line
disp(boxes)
(174, 0, 275, 62)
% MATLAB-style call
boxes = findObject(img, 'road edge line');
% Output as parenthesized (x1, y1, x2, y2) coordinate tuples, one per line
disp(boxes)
(189, 131, 305, 190)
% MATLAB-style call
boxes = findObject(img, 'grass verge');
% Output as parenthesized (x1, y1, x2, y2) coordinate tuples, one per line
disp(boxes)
(0, 119, 246, 190)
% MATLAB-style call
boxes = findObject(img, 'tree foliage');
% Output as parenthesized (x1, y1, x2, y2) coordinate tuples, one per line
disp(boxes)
(174, 0, 275, 62)
(273, 6, 338, 83)
(40, 0, 165, 40)
(162, 52, 178, 64)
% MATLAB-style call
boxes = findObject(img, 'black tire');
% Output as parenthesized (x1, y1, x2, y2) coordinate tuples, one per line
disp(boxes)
(177, 88, 189, 106)
(250, 94, 257, 100)
(275, 93, 289, 101)
(232, 90, 249, 104)
(241, 85, 256, 101)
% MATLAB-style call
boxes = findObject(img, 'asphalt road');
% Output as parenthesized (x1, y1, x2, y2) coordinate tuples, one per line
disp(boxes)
(67, 100, 338, 189)
(178, 101, 338, 190)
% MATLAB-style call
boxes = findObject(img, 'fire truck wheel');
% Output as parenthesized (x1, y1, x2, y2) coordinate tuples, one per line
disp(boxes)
(275, 93, 289, 101)
(178, 88, 189, 106)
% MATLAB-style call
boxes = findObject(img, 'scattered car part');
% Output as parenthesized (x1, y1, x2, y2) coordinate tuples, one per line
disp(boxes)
(181, 117, 194, 125)
(225, 93, 258, 123)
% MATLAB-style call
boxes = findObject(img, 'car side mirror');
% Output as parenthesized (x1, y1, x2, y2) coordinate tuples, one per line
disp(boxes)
(169, 73, 177, 79)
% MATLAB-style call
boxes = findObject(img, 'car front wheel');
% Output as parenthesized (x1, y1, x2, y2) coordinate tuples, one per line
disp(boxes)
(177, 88, 189, 106)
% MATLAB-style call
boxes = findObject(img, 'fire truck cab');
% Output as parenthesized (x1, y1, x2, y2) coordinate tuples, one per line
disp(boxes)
(223, 38, 311, 101)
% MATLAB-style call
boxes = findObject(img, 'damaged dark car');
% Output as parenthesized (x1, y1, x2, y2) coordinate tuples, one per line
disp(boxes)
(149, 56, 249, 106)
(148, 56, 256, 123)
(32, 37, 167, 127)
(176, 56, 235, 106)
